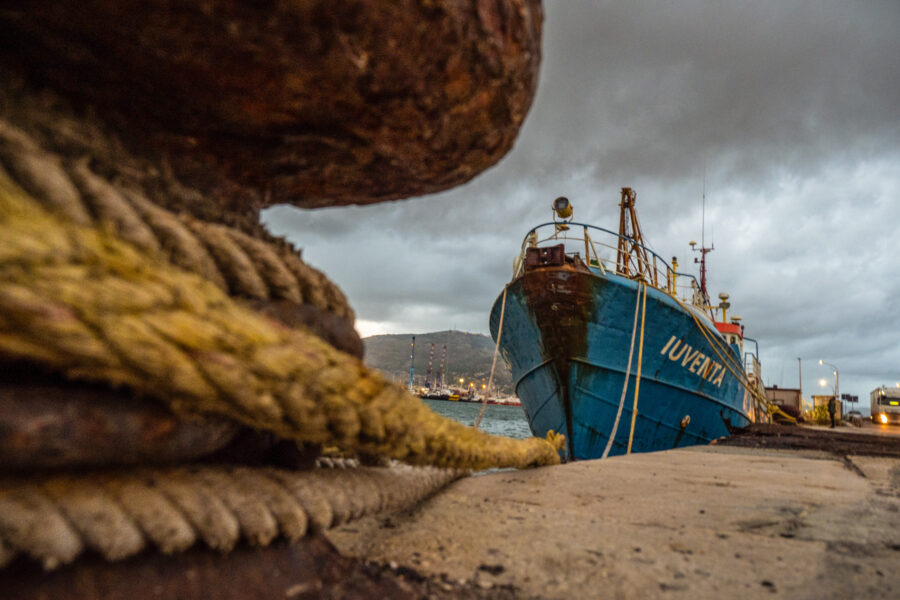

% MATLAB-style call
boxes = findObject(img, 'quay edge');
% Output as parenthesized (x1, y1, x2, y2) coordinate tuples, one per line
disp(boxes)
(328, 432, 900, 599)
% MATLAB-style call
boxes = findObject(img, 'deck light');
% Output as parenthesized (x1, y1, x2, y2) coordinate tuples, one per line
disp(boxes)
(880, 414, 888, 424)
(552, 196, 573, 220)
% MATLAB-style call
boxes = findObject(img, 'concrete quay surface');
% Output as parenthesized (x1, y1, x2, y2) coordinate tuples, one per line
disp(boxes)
(328, 444, 900, 599)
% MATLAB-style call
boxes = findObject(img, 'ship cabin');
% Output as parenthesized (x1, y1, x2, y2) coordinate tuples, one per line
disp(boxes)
(714, 321, 742, 354)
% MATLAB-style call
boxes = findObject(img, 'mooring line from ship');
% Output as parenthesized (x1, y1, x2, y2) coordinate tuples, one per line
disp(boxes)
(626, 282, 649, 454)
(0, 138, 568, 475)
(696, 321, 787, 422)
(602, 281, 645, 458)
(475, 285, 508, 430)
(672, 295, 795, 424)
(693, 315, 768, 412)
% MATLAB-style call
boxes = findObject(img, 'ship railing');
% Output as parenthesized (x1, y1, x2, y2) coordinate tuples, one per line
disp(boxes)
(744, 353, 762, 383)
(515, 221, 704, 307)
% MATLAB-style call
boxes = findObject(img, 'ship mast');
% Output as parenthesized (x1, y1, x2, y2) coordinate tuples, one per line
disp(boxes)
(407, 336, 415, 391)
(616, 188, 655, 285)
(437, 344, 447, 389)
(425, 342, 435, 389)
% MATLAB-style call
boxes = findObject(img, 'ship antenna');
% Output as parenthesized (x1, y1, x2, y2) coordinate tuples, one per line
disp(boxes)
(701, 166, 705, 250)
(690, 168, 714, 307)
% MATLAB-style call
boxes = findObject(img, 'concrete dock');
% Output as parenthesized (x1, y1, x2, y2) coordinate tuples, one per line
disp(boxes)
(329, 428, 900, 599)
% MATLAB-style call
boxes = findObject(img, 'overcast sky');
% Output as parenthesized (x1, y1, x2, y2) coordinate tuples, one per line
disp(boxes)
(263, 1, 900, 407)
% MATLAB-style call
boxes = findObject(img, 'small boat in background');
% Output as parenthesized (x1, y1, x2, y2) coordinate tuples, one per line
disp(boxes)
(490, 189, 769, 460)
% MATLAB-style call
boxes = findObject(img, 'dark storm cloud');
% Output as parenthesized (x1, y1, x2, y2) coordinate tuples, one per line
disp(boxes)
(532, 1, 900, 185)
(263, 1, 900, 402)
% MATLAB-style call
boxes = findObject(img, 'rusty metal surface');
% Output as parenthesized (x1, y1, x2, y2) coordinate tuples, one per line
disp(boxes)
(1, 535, 420, 600)
(250, 300, 363, 359)
(0, 381, 238, 472)
(524, 244, 566, 269)
(519, 262, 598, 458)
(0, 0, 543, 211)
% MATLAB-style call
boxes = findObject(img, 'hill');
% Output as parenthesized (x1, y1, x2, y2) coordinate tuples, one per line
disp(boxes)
(363, 330, 513, 393)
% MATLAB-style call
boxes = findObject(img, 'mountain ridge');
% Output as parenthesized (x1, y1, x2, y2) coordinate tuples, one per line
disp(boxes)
(363, 330, 513, 393)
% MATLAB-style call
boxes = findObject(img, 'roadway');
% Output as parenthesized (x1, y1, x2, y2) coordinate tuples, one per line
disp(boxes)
(809, 418, 900, 438)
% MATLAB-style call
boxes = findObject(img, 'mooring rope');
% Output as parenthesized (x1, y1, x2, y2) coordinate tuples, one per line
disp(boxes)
(626, 282, 649, 454)
(0, 121, 352, 321)
(674, 295, 795, 423)
(0, 168, 564, 470)
(602, 282, 644, 458)
(0, 119, 568, 570)
(475, 285, 508, 430)
(0, 463, 464, 570)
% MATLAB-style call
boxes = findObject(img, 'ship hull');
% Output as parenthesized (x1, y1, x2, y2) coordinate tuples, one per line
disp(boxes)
(490, 264, 758, 460)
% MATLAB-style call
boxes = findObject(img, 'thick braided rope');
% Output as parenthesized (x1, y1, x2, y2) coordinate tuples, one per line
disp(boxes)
(0, 120, 352, 321)
(0, 163, 563, 470)
(0, 463, 463, 570)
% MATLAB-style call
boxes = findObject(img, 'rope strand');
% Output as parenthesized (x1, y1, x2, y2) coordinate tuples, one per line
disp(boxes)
(0, 157, 564, 472)
(602, 281, 643, 458)
(626, 283, 649, 454)
(0, 464, 464, 570)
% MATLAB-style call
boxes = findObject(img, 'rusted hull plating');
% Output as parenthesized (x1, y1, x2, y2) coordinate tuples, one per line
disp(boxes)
(490, 265, 756, 460)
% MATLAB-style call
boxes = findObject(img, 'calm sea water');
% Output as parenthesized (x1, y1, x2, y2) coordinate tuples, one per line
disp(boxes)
(422, 398, 532, 439)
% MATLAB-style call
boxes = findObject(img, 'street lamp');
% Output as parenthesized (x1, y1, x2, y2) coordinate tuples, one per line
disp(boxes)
(819, 359, 840, 412)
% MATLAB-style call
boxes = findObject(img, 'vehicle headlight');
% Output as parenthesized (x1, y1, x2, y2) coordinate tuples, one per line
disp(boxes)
(880, 414, 888, 424)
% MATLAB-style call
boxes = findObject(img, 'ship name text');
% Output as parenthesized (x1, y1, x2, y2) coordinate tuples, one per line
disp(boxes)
(660, 336, 726, 387)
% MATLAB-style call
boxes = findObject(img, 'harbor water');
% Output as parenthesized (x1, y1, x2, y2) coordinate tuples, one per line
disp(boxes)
(422, 398, 532, 439)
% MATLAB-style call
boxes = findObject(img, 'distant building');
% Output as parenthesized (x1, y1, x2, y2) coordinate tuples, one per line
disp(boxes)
(812, 394, 842, 422)
(765, 385, 801, 413)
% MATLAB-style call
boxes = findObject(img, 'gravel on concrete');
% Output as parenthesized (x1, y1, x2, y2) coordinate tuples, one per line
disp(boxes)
(328, 436, 900, 599)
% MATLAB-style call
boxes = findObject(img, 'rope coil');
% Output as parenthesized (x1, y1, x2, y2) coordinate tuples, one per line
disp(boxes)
(0, 117, 567, 570)
(0, 155, 564, 471)
(0, 464, 464, 570)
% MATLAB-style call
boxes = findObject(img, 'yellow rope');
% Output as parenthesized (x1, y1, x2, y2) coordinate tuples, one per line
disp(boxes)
(626, 282, 648, 454)
(601, 281, 643, 458)
(0, 166, 564, 471)
(673, 296, 795, 424)
(0, 119, 353, 320)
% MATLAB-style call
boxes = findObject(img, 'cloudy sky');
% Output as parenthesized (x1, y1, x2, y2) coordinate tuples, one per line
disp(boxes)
(263, 1, 900, 407)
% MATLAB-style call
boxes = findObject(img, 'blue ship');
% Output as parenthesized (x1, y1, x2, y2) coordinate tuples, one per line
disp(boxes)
(489, 189, 768, 460)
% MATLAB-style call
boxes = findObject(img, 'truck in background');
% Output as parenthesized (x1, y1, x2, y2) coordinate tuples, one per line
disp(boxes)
(870, 386, 900, 424)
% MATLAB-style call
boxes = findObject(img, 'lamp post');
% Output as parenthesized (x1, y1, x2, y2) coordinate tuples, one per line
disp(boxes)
(819, 359, 839, 415)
